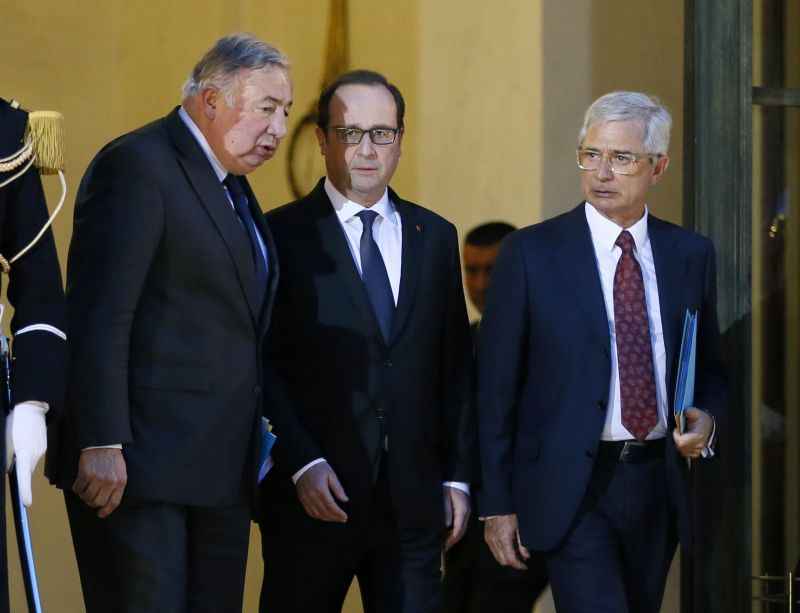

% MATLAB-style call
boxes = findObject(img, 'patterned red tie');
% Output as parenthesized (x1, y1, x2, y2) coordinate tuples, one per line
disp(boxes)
(614, 230, 658, 440)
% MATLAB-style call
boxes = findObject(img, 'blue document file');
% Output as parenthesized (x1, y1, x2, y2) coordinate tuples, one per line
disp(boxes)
(673, 309, 698, 434)
(258, 417, 277, 483)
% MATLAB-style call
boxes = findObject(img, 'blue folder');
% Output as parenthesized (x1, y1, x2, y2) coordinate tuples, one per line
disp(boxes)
(673, 309, 697, 434)
(258, 417, 277, 483)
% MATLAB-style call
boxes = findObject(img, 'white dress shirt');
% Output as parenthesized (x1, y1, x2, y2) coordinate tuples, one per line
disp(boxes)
(292, 179, 469, 495)
(584, 202, 669, 441)
(324, 178, 402, 303)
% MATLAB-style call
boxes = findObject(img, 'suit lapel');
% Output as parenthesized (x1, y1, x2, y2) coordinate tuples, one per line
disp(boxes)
(649, 215, 685, 394)
(165, 109, 261, 319)
(307, 182, 386, 343)
(555, 205, 611, 357)
(389, 191, 422, 345)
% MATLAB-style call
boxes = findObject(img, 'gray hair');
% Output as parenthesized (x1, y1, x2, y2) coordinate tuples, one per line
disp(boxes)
(578, 91, 672, 155)
(182, 33, 289, 103)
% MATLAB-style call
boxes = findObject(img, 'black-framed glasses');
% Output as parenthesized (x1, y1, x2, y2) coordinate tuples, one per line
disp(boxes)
(576, 148, 662, 175)
(332, 126, 400, 145)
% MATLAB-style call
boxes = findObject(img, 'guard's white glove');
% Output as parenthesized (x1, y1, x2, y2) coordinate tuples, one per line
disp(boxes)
(6, 401, 48, 506)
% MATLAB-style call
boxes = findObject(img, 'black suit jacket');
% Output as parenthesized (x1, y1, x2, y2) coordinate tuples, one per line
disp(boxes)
(478, 204, 726, 551)
(261, 180, 473, 530)
(49, 108, 279, 507)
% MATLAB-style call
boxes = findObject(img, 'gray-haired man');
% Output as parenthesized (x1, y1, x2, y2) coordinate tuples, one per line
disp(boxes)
(478, 91, 726, 612)
(52, 34, 292, 612)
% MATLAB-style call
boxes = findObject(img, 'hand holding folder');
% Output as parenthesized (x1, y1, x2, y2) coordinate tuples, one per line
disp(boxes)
(672, 310, 714, 466)
(673, 309, 697, 435)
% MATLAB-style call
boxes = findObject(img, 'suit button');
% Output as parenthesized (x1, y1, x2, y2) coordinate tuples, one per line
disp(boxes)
(586, 449, 594, 458)
(597, 400, 606, 411)
(384, 360, 393, 368)
(254, 385, 262, 397)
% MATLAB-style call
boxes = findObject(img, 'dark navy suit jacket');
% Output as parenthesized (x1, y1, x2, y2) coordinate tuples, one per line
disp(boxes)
(51, 108, 279, 508)
(477, 203, 726, 552)
(260, 180, 474, 530)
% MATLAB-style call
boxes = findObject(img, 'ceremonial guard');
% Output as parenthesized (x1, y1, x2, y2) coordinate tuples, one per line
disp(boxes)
(0, 97, 67, 611)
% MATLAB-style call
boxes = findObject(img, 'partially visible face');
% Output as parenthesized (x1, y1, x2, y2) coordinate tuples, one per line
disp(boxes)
(579, 120, 669, 227)
(463, 242, 502, 314)
(204, 66, 293, 175)
(317, 84, 403, 206)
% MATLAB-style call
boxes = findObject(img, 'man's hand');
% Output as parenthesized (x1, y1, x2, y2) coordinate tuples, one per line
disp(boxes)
(443, 487, 471, 551)
(484, 513, 530, 570)
(5, 401, 48, 506)
(673, 407, 713, 459)
(296, 461, 349, 523)
(72, 448, 128, 518)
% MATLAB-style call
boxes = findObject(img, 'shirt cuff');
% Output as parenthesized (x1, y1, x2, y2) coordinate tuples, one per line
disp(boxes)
(292, 458, 327, 484)
(82, 444, 123, 450)
(443, 481, 470, 495)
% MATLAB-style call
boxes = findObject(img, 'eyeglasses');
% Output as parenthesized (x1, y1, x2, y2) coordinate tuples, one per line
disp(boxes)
(576, 148, 661, 176)
(332, 126, 400, 145)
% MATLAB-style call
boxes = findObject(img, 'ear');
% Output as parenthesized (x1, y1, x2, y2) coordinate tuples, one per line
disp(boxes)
(650, 154, 670, 185)
(200, 88, 220, 120)
(315, 125, 327, 156)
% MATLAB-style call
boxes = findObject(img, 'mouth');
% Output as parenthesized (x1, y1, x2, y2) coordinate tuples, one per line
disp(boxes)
(591, 189, 617, 198)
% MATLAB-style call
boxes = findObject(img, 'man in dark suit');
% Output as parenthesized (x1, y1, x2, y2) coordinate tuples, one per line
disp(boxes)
(258, 69, 473, 613)
(444, 222, 549, 613)
(50, 34, 291, 612)
(478, 92, 726, 613)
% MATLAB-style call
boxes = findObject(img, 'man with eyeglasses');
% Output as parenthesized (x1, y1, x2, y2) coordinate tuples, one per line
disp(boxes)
(478, 91, 726, 612)
(258, 70, 473, 613)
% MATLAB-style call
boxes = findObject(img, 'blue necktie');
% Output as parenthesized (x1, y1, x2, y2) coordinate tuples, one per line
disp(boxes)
(357, 210, 394, 342)
(223, 175, 268, 300)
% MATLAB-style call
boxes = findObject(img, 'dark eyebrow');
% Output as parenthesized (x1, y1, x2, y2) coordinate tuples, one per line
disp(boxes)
(339, 124, 398, 131)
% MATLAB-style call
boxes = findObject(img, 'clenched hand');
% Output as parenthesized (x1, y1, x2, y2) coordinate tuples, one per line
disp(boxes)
(73, 448, 127, 518)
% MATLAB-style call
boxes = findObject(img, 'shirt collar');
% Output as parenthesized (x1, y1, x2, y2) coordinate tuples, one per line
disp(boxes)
(324, 177, 397, 225)
(584, 201, 649, 253)
(178, 106, 228, 182)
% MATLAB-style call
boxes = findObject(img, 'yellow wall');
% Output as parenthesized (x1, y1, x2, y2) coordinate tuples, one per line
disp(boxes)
(0, 2, 682, 611)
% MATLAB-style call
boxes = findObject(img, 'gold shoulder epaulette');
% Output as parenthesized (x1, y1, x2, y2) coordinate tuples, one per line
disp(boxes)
(26, 110, 65, 175)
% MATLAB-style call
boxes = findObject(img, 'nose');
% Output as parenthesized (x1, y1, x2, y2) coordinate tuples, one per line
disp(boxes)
(356, 133, 377, 157)
(596, 154, 614, 181)
(268, 111, 288, 140)
(475, 270, 491, 291)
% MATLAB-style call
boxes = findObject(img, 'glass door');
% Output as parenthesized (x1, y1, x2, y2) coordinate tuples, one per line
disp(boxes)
(751, 0, 800, 609)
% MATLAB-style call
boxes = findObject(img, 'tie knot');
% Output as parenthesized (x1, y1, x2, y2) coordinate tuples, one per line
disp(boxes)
(223, 175, 245, 201)
(615, 230, 636, 254)
(357, 209, 379, 231)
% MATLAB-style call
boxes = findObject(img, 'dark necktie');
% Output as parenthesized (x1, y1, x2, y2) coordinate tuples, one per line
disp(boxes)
(223, 175, 268, 297)
(614, 230, 658, 441)
(357, 210, 394, 342)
